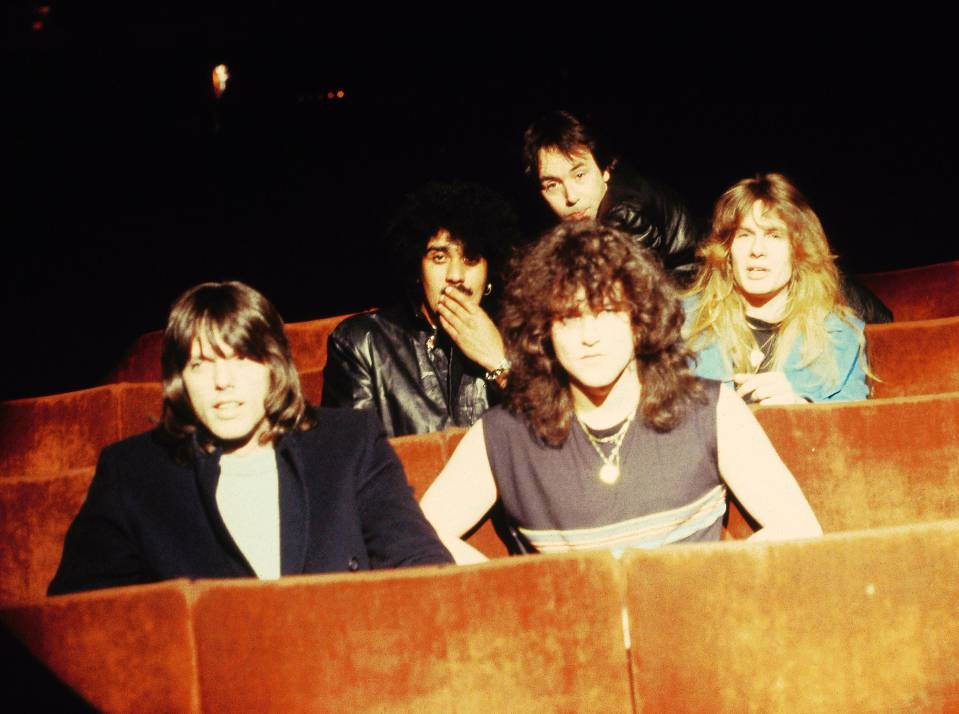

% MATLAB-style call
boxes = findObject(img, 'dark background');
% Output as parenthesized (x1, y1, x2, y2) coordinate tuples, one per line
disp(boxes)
(4, 7, 957, 401)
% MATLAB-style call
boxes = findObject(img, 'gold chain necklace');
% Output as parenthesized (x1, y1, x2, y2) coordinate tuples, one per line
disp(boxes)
(576, 410, 636, 485)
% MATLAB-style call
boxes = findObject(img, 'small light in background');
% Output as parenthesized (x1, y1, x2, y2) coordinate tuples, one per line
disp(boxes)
(336, 89, 345, 99)
(32, 20, 44, 31)
(211, 64, 230, 98)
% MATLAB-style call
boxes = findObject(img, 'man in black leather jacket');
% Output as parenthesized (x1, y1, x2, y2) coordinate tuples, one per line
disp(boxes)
(523, 110, 703, 286)
(522, 110, 892, 322)
(321, 182, 518, 436)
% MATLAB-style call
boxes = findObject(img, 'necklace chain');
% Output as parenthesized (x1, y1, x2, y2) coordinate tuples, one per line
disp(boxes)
(576, 410, 636, 485)
(746, 318, 778, 372)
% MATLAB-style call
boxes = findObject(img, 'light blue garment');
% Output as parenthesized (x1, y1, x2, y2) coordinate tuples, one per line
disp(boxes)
(683, 297, 869, 402)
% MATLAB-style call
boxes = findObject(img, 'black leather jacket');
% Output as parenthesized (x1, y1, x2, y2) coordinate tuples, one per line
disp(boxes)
(597, 175, 704, 287)
(321, 304, 496, 437)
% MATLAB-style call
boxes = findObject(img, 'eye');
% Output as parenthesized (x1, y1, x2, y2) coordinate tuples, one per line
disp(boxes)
(542, 181, 558, 193)
(575, 171, 587, 179)
(427, 251, 449, 264)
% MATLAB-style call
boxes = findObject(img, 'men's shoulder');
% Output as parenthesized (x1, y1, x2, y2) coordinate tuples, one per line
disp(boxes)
(100, 428, 171, 462)
(292, 407, 382, 445)
(824, 310, 865, 334)
(329, 305, 419, 346)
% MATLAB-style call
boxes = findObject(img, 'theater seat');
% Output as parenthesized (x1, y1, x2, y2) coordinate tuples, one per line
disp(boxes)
(191, 552, 630, 712)
(866, 316, 959, 398)
(0, 470, 94, 605)
(391, 429, 509, 558)
(623, 519, 959, 711)
(857, 260, 959, 321)
(723, 392, 959, 538)
(1, 580, 199, 712)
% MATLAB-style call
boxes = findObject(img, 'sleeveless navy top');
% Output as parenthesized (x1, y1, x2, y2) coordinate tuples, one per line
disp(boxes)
(482, 380, 725, 554)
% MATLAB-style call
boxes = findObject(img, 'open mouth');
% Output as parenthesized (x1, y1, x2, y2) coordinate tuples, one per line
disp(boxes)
(214, 400, 243, 416)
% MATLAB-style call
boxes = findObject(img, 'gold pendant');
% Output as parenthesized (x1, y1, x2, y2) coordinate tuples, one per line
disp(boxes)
(749, 348, 764, 370)
(599, 463, 620, 485)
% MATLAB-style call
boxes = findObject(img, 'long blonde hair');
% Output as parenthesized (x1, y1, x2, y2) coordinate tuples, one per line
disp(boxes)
(685, 173, 862, 384)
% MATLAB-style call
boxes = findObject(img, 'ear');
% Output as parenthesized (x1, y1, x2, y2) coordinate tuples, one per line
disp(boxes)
(602, 168, 611, 184)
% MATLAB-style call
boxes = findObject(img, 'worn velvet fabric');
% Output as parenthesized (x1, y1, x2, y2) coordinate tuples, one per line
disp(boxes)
(624, 521, 959, 712)
(48, 408, 452, 595)
(191, 552, 631, 713)
(1, 581, 199, 712)
(858, 259, 959, 321)
(866, 316, 959, 398)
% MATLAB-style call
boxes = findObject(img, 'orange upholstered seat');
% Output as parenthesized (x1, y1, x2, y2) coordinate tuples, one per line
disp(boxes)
(1, 580, 199, 712)
(857, 260, 959, 322)
(7, 522, 958, 711)
(623, 519, 959, 711)
(0, 470, 94, 605)
(866, 316, 959, 398)
(190, 552, 630, 712)
(722, 392, 959, 538)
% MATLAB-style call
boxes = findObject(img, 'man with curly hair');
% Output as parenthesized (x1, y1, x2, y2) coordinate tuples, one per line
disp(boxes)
(420, 222, 822, 563)
(322, 182, 518, 436)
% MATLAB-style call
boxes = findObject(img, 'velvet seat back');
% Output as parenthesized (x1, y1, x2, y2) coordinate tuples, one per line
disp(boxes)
(7, 522, 957, 711)
(191, 552, 630, 712)
(623, 519, 959, 711)
(857, 259, 959, 321)
(721, 392, 959, 538)
(1, 580, 200, 712)
(865, 316, 959, 398)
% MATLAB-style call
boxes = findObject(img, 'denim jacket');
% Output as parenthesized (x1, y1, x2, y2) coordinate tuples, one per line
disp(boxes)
(683, 297, 869, 402)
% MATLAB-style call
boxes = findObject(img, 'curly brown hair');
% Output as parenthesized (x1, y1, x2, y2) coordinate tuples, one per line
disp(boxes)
(501, 222, 703, 446)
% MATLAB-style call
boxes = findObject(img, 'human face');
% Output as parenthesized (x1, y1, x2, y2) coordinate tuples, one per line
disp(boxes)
(730, 201, 793, 313)
(420, 229, 489, 325)
(182, 333, 273, 455)
(550, 290, 636, 398)
(537, 147, 610, 221)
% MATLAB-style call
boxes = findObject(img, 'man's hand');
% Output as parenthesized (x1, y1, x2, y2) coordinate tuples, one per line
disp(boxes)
(733, 372, 807, 405)
(437, 286, 506, 373)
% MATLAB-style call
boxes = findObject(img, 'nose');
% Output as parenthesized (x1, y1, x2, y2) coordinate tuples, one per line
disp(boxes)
(212, 358, 235, 390)
(748, 234, 767, 257)
(580, 314, 600, 345)
(564, 184, 580, 207)
(445, 255, 466, 284)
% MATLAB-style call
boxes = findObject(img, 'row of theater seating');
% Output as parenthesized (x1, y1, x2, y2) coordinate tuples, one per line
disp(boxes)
(104, 292, 959, 405)
(1, 260, 957, 709)
(4, 383, 959, 605)
(3, 520, 958, 711)
(106, 259, 959, 390)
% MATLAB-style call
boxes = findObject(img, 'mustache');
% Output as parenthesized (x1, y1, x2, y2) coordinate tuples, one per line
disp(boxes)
(446, 283, 474, 297)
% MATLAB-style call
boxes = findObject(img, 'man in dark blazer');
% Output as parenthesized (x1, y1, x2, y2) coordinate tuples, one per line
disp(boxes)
(48, 281, 452, 596)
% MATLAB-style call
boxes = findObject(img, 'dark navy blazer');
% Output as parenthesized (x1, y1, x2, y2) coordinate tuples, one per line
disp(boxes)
(48, 408, 452, 595)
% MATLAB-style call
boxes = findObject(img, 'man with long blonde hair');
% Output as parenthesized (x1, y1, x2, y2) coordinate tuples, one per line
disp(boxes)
(684, 173, 869, 404)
